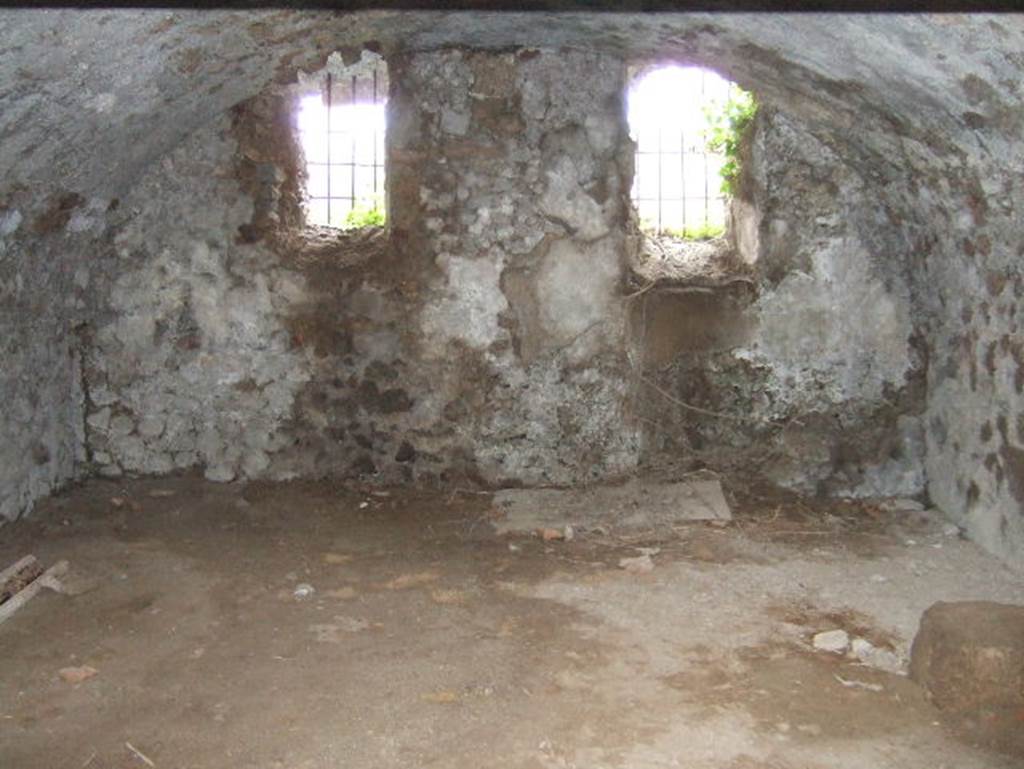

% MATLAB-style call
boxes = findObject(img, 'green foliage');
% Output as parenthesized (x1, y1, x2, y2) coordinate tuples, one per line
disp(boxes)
(704, 87, 758, 197)
(342, 198, 386, 230)
(639, 218, 725, 241)
(662, 222, 725, 241)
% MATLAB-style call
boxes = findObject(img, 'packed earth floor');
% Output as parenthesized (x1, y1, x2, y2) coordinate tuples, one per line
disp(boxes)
(1, 475, 1022, 769)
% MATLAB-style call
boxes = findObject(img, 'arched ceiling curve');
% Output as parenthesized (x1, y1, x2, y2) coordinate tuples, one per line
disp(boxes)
(0, 10, 1020, 209)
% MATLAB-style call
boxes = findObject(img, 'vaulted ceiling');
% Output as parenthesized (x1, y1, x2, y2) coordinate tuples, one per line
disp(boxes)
(0, 10, 1020, 209)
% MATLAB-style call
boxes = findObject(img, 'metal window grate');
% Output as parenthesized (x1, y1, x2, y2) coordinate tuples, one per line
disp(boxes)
(630, 70, 733, 238)
(302, 61, 388, 229)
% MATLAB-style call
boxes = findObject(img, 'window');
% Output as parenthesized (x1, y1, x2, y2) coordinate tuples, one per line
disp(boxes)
(296, 52, 388, 230)
(628, 66, 742, 240)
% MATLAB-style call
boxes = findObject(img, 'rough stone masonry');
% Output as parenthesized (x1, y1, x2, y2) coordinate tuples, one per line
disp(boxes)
(0, 11, 1022, 569)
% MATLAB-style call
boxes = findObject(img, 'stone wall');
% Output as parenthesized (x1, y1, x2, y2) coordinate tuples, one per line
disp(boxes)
(1, 11, 1022, 567)
(85, 48, 641, 487)
(82, 47, 926, 500)
(921, 150, 1024, 569)
(0, 189, 111, 521)
(632, 108, 925, 497)
(83, 123, 309, 483)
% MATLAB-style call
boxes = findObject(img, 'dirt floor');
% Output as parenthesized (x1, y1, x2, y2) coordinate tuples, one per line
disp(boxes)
(1, 474, 1023, 769)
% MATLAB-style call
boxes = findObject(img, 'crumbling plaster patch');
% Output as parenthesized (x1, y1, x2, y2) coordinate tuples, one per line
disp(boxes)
(421, 253, 508, 358)
(633, 108, 924, 498)
(746, 236, 912, 407)
(389, 48, 640, 484)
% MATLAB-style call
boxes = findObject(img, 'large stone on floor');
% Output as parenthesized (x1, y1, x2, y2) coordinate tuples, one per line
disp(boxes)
(909, 601, 1024, 714)
(492, 478, 732, 536)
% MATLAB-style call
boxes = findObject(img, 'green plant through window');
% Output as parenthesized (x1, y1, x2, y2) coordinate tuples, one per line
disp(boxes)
(342, 196, 386, 230)
(660, 222, 729, 242)
(704, 87, 758, 198)
(297, 52, 388, 230)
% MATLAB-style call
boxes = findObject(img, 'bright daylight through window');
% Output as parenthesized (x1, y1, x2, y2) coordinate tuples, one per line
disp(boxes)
(628, 66, 753, 241)
(296, 53, 388, 230)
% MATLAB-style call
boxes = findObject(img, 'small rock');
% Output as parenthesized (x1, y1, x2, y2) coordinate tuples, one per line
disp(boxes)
(539, 528, 564, 541)
(850, 637, 904, 674)
(293, 583, 315, 599)
(59, 665, 98, 684)
(813, 629, 850, 653)
(618, 554, 655, 574)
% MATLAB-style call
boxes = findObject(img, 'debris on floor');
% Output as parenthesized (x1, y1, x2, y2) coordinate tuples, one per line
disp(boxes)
(834, 674, 884, 692)
(812, 629, 850, 653)
(292, 583, 315, 599)
(492, 477, 732, 536)
(430, 588, 468, 605)
(58, 665, 98, 684)
(3, 477, 1024, 769)
(421, 689, 460, 704)
(324, 586, 358, 600)
(323, 552, 353, 564)
(618, 553, 656, 574)
(850, 637, 904, 674)
(310, 617, 371, 641)
(125, 741, 156, 767)
(0, 554, 70, 625)
(0, 555, 44, 602)
(876, 498, 927, 513)
(382, 570, 440, 590)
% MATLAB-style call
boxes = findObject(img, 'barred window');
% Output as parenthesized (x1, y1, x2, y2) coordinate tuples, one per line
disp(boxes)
(628, 66, 738, 240)
(296, 53, 388, 230)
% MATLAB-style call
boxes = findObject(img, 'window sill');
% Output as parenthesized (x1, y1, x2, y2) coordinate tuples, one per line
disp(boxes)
(630, 231, 755, 291)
